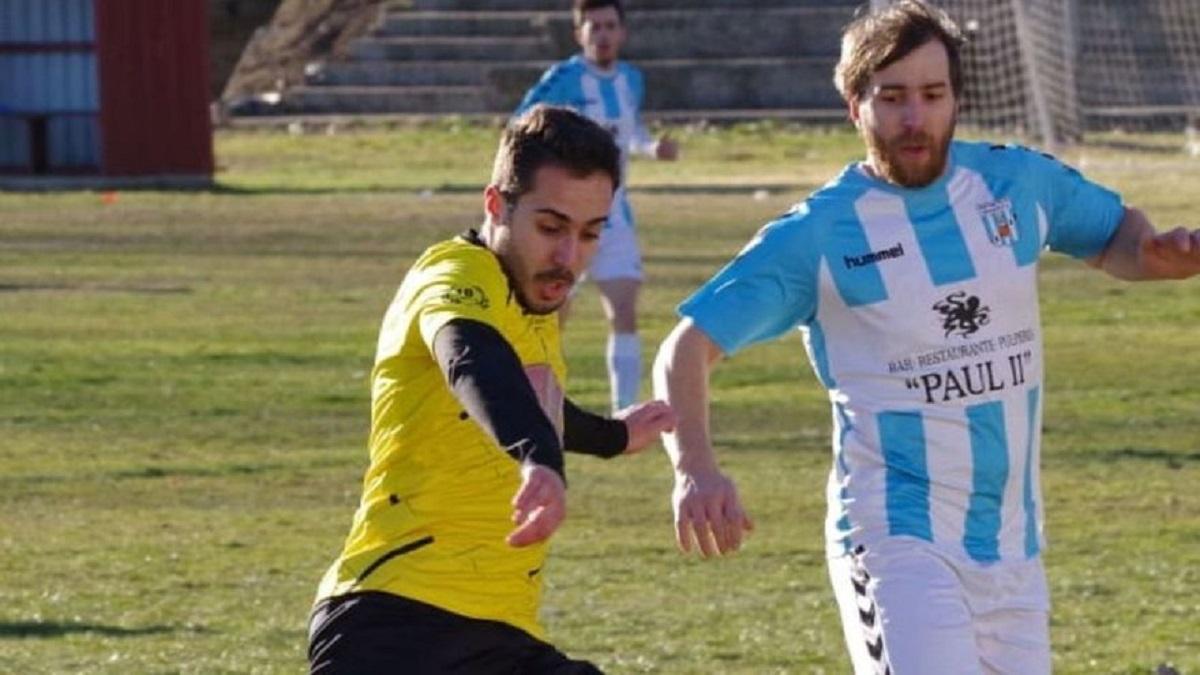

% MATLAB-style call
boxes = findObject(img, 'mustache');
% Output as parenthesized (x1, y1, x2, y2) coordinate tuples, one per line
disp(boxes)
(892, 131, 933, 147)
(534, 268, 575, 285)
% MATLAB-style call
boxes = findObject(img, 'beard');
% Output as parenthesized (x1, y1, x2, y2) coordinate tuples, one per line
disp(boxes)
(863, 117, 955, 188)
(590, 47, 615, 69)
(522, 267, 576, 315)
(496, 248, 575, 315)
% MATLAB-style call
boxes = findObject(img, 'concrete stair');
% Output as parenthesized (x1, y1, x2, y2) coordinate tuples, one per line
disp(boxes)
(407, 0, 843, 9)
(245, 1, 860, 121)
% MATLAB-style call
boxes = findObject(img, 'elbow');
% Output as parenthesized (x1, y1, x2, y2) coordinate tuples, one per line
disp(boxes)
(651, 331, 678, 399)
(652, 319, 720, 397)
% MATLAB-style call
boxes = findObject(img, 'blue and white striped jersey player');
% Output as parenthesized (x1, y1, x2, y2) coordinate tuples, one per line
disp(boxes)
(516, 0, 678, 414)
(653, 2, 1200, 674)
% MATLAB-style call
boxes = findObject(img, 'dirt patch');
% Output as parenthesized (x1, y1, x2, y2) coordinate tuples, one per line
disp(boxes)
(218, 0, 393, 109)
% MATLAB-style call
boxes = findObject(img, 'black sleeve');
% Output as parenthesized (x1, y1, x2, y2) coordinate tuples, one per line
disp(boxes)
(563, 398, 628, 459)
(432, 318, 565, 480)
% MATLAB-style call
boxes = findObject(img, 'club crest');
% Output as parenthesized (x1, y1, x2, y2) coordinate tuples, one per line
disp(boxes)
(977, 198, 1018, 247)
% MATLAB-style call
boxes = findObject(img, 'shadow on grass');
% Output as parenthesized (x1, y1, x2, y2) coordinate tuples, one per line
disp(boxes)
(1099, 447, 1200, 466)
(209, 181, 806, 197)
(0, 282, 192, 295)
(0, 620, 179, 639)
(108, 461, 285, 480)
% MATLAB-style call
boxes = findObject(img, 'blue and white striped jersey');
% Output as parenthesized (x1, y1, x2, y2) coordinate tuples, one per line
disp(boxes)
(515, 54, 655, 231)
(680, 141, 1125, 564)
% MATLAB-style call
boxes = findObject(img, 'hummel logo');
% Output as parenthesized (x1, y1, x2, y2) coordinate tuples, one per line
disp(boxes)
(866, 634, 885, 660)
(858, 603, 877, 627)
(844, 242, 905, 269)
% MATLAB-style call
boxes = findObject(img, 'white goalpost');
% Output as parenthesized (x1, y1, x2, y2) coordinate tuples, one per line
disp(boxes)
(884, 0, 1200, 150)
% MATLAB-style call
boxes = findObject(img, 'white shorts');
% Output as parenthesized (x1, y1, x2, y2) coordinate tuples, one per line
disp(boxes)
(827, 538, 1050, 675)
(587, 187, 642, 282)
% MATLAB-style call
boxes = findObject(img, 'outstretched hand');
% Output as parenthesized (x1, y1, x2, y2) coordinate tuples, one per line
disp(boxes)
(1141, 226, 1200, 279)
(655, 135, 679, 161)
(672, 469, 754, 558)
(507, 463, 566, 547)
(614, 400, 677, 455)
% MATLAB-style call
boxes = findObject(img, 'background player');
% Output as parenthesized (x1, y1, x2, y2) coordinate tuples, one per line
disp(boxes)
(652, 2, 1200, 673)
(515, 0, 679, 414)
(309, 106, 676, 674)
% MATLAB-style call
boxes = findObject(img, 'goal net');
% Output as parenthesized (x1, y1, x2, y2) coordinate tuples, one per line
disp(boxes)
(879, 0, 1200, 150)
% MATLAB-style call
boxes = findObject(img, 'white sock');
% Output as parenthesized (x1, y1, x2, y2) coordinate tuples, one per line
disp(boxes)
(607, 332, 641, 413)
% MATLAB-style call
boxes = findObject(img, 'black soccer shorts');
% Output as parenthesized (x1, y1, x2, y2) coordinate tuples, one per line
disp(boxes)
(308, 591, 604, 674)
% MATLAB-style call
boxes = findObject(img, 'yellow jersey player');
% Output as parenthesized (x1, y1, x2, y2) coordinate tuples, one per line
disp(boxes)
(309, 106, 677, 674)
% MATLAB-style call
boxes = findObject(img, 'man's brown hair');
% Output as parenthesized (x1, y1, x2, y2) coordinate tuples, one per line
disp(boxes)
(573, 0, 624, 28)
(834, 0, 965, 104)
(491, 104, 621, 204)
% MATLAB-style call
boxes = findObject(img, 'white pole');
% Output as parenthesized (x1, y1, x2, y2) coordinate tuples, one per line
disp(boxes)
(1011, 0, 1058, 150)
(1061, 0, 1081, 142)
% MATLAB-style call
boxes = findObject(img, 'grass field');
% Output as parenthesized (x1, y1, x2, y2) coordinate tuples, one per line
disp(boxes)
(2, 122, 1198, 674)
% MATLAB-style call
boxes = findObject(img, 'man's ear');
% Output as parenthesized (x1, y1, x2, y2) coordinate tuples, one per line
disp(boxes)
(483, 185, 506, 225)
(847, 97, 862, 127)
(574, 25, 584, 49)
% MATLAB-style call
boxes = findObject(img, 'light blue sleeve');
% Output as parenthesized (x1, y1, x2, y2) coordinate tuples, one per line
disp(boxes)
(1025, 148, 1125, 259)
(623, 64, 655, 155)
(514, 61, 585, 117)
(625, 64, 645, 111)
(678, 208, 821, 356)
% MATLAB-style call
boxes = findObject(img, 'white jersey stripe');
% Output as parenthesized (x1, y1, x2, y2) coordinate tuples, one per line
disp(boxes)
(679, 141, 1124, 564)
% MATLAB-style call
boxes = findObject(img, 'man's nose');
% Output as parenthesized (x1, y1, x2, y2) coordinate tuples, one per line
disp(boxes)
(552, 234, 581, 268)
(902, 100, 925, 130)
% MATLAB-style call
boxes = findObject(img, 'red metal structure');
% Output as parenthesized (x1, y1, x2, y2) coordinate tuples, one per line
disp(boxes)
(0, 0, 213, 186)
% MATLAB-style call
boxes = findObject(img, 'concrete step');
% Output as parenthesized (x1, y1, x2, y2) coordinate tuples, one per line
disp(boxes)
(404, 0, 855, 10)
(279, 85, 491, 115)
(308, 57, 839, 108)
(226, 107, 848, 128)
(307, 60, 495, 87)
(375, 8, 849, 60)
(348, 35, 549, 61)
(484, 57, 842, 111)
(617, 8, 848, 60)
(289, 57, 841, 115)
(376, 11, 561, 37)
(641, 57, 842, 110)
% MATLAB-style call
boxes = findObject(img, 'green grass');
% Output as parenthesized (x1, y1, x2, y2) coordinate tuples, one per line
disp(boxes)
(2, 123, 1198, 673)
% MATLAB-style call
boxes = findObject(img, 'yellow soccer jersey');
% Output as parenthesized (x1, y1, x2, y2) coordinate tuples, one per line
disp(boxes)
(316, 233, 567, 640)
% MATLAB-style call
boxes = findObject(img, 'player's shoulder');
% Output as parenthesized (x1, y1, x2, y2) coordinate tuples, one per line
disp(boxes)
(525, 58, 583, 97)
(405, 234, 507, 308)
(793, 164, 874, 225)
(616, 60, 644, 80)
(414, 233, 496, 277)
(750, 196, 833, 251)
(543, 55, 587, 80)
(953, 139, 1070, 178)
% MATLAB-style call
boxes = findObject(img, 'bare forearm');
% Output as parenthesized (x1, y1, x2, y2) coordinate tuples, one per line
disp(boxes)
(1090, 207, 1156, 280)
(652, 320, 722, 474)
(1090, 207, 1200, 282)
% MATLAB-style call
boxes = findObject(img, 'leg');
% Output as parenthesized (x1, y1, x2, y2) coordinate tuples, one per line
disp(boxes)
(968, 557, 1051, 675)
(310, 592, 538, 674)
(595, 277, 641, 412)
(518, 642, 606, 674)
(828, 542, 985, 675)
(586, 191, 643, 413)
(976, 608, 1050, 675)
